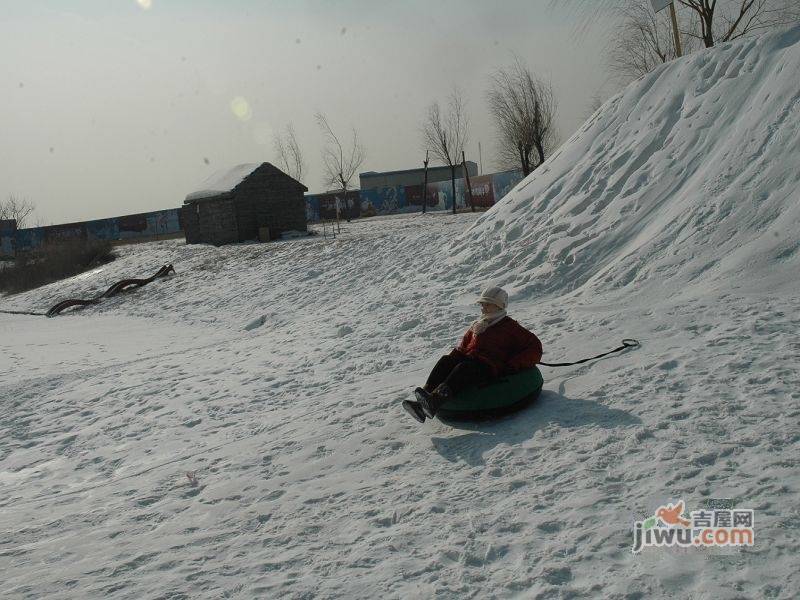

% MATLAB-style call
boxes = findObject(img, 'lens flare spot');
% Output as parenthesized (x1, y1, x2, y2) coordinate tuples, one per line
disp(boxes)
(230, 97, 252, 121)
(136, 0, 153, 10)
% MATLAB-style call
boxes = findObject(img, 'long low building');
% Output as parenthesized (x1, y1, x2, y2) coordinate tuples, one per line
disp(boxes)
(359, 161, 478, 191)
(306, 168, 523, 222)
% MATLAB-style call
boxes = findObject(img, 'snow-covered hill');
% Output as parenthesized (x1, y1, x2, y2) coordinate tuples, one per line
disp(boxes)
(449, 25, 800, 302)
(2, 26, 800, 600)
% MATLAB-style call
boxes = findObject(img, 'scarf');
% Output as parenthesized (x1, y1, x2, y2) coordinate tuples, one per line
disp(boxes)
(469, 309, 507, 335)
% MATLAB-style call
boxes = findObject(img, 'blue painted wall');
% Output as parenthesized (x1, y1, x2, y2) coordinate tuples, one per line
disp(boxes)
(1, 169, 525, 256)
(305, 169, 523, 222)
(1, 208, 183, 257)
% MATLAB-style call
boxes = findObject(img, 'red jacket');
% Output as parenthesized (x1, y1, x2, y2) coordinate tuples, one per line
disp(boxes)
(454, 317, 543, 376)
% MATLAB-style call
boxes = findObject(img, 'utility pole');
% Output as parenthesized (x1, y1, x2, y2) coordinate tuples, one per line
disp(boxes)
(422, 150, 429, 215)
(336, 171, 343, 234)
(650, 0, 682, 57)
(462, 150, 475, 213)
(669, 3, 683, 57)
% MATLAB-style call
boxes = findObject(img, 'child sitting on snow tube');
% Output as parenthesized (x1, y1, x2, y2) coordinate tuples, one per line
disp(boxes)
(403, 285, 543, 423)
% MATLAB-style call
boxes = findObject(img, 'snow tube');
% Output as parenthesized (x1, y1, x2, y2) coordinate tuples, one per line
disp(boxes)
(436, 366, 544, 421)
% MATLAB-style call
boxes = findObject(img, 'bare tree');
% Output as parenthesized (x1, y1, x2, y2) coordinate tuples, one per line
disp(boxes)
(422, 88, 469, 214)
(569, 0, 797, 80)
(607, 1, 698, 81)
(678, 0, 799, 48)
(0, 194, 36, 228)
(487, 58, 558, 177)
(315, 112, 366, 226)
(273, 123, 306, 183)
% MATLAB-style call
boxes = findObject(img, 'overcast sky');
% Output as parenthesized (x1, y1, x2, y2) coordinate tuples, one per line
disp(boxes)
(1, 0, 618, 225)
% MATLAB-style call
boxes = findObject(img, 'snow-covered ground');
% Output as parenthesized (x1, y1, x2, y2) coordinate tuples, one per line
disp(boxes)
(3, 26, 800, 600)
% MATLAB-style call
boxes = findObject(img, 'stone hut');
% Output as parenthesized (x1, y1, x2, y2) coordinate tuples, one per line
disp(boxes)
(0, 219, 17, 258)
(181, 163, 308, 245)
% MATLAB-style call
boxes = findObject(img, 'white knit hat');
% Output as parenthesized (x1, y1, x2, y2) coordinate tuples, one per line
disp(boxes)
(476, 286, 508, 309)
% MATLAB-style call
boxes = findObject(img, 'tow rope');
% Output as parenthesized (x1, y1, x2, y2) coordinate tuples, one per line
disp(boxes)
(539, 339, 640, 367)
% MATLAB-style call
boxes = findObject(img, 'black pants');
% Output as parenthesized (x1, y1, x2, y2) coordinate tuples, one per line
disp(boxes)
(425, 353, 493, 398)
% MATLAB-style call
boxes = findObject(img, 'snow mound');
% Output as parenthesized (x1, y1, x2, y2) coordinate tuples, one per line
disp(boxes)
(450, 26, 800, 300)
(185, 163, 262, 201)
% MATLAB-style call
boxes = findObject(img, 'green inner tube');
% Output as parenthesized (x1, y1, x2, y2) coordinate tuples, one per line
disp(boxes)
(436, 366, 544, 421)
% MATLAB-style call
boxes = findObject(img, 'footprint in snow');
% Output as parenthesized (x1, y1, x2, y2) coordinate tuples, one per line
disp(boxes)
(244, 315, 267, 331)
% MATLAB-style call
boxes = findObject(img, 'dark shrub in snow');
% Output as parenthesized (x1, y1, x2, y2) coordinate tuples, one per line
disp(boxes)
(0, 239, 115, 295)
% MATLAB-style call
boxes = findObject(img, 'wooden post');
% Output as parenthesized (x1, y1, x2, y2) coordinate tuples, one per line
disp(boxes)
(450, 164, 457, 215)
(669, 2, 682, 57)
(422, 150, 429, 214)
(462, 150, 475, 213)
(335, 176, 343, 234)
(322, 197, 335, 239)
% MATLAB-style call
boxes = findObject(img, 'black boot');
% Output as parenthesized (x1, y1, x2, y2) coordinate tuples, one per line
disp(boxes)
(414, 387, 432, 402)
(429, 383, 453, 416)
(414, 387, 436, 419)
(402, 400, 426, 423)
(434, 383, 453, 400)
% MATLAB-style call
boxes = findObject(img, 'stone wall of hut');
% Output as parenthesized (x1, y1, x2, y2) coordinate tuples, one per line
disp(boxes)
(181, 197, 239, 246)
(182, 163, 307, 246)
(233, 169, 307, 241)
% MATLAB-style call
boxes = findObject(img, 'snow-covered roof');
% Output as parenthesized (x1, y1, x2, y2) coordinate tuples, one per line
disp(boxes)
(185, 163, 262, 202)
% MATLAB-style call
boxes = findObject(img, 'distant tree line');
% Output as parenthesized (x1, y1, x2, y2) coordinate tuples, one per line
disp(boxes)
(270, 65, 561, 211)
